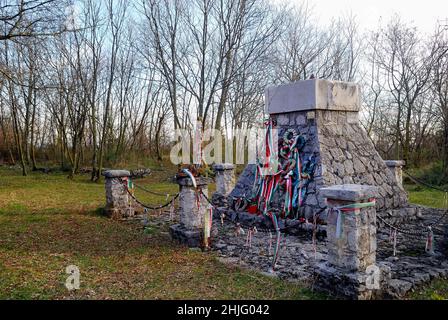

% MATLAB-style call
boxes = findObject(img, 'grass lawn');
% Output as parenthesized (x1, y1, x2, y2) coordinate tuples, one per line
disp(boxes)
(402, 183, 448, 299)
(404, 184, 447, 209)
(0, 167, 319, 300)
(0, 166, 447, 300)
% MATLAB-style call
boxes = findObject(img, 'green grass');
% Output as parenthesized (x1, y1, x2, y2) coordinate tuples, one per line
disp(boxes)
(408, 279, 448, 300)
(0, 166, 317, 300)
(402, 183, 448, 299)
(404, 184, 447, 209)
(1, 165, 447, 300)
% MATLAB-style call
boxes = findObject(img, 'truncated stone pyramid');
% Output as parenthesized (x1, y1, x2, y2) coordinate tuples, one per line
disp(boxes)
(230, 79, 414, 220)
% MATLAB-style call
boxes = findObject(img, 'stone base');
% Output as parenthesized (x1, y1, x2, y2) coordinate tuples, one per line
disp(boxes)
(217, 209, 327, 239)
(443, 225, 448, 256)
(170, 224, 203, 248)
(378, 205, 421, 224)
(211, 193, 228, 207)
(103, 206, 135, 219)
(314, 262, 391, 300)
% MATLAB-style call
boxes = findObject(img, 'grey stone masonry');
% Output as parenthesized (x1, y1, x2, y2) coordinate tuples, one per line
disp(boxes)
(231, 79, 413, 222)
(103, 170, 135, 219)
(316, 184, 380, 299)
(170, 176, 210, 248)
(321, 184, 378, 271)
(178, 177, 209, 229)
(212, 163, 235, 197)
(384, 160, 405, 187)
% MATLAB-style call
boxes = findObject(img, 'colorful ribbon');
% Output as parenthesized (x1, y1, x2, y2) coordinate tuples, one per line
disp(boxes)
(425, 226, 434, 254)
(204, 206, 213, 248)
(332, 199, 376, 239)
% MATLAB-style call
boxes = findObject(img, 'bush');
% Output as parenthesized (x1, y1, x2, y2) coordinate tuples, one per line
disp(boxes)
(405, 161, 448, 187)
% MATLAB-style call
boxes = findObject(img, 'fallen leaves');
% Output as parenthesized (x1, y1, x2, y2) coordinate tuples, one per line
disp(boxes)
(0, 169, 311, 300)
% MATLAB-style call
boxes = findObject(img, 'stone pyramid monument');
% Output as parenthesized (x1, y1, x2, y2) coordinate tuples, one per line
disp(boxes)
(230, 79, 416, 221)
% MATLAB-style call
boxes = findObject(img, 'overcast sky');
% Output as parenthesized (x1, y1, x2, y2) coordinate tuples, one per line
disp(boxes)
(292, 0, 448, 35)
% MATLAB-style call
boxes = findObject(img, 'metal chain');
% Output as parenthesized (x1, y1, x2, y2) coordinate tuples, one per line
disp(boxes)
(121, 169, 448, 240)
(199, 189, 325, 233)
(121, 180, 179, 210)
(133, 182, 172, 197)
(377, 215, 428, 237)
(402, 169, 448, 192)
(375, 170, 448, 236)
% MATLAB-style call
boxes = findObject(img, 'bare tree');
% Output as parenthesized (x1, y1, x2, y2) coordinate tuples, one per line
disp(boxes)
(430, 23, 448, 178)
(0, 0, 69, 41)
(94, 0, 127, 182)
(375, 17, 434, 163)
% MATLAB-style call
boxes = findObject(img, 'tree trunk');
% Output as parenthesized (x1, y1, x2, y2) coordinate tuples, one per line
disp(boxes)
(443, 120, 448, 180)
(215, 50, 233, 130)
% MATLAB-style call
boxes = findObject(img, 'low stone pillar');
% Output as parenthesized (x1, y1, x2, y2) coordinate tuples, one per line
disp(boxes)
(384, 160, 405, 186)
(169, 176, 209, 248)
(103, 170, 135, 219)
(212, 163, 235, 206)
(213, 163, 235, 196)
(315, 184, 380, 299)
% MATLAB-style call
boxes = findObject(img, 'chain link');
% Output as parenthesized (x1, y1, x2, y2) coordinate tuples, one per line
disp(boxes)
(121, 179, 179, 210)
(199, 189, 325, 233)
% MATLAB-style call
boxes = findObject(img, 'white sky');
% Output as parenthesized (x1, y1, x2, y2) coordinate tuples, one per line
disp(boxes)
(292, 0, 448, 35)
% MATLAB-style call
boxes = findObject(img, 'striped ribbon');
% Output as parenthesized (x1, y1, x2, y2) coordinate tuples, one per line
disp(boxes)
(425, 226, 434, 254)
(283, 175, 293, 216)
(332, 200, 376, 239)
(181, 168, 197, 188)
(270, 213, 281, 270)
(169, 200, 175, 221)
(204, 206, 213, 248)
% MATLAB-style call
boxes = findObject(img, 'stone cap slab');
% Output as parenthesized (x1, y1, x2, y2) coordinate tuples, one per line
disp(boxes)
(265, 79, 360, 114)
(177, 176, 212, 187)
(102, 170, 131, 178)
(320, 184, 378, 202)
(384, 160, 406, 167)
(212, 163, 235, 171)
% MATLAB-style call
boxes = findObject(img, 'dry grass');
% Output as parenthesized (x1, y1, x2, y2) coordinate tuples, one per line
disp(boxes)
(0, 167, 318, 300)
(1, 165, 444, 300)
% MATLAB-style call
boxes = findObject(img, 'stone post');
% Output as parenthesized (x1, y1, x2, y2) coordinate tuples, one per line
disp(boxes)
(384, 160, 405, 187)
(315, 184, 380, 299)
(212, 163, 235, 206)
(103, 170, 135, 219)
(169, 176, 210, 248)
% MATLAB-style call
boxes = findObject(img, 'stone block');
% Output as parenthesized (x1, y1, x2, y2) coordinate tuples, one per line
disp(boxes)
(212, 163, 235, 171)
(314, 262, 381, 300)
(177, 176, 211, 187)
(320, 184, 378, 202)
(322, 184, 377, 279)
(178, 186, 209, 229)
(172, 176, 210, 248)
(102, 170, 131, 178)
(295, 114, 307, 125)
(213, 163, 236, 198)
(384, 160, 405, 167)
(103, 173, 134, 219)
(265, 79, 360, 114)
(384, 160, 405, 186)
(169, 224, 203, 248)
